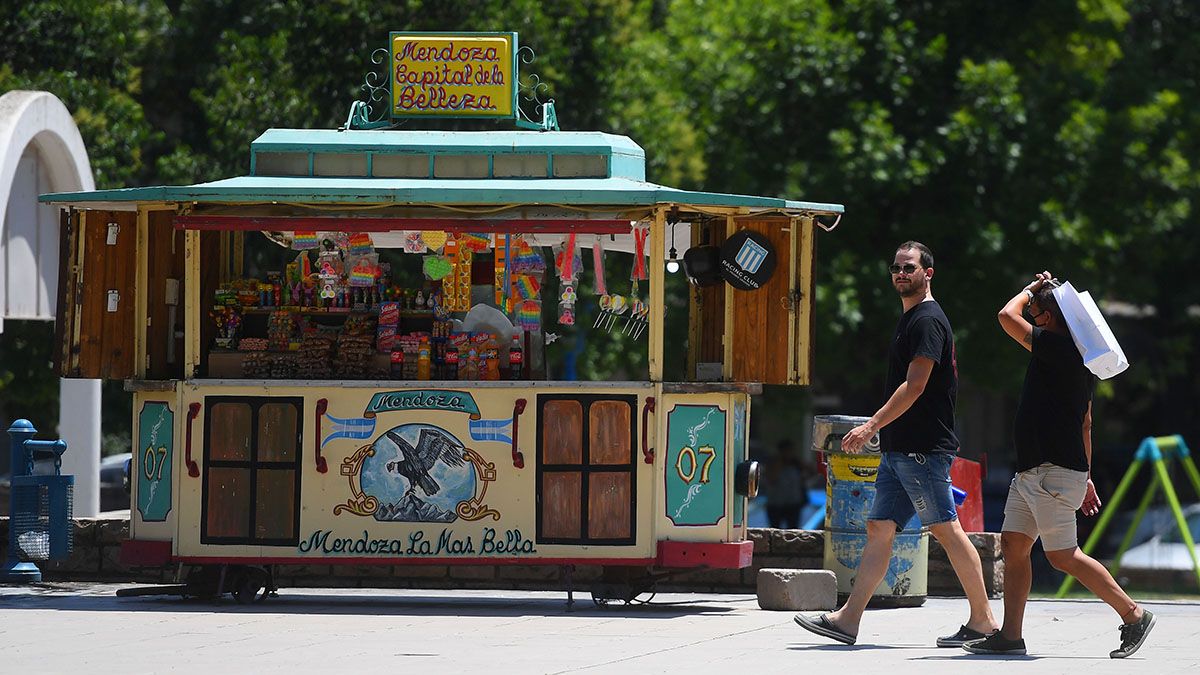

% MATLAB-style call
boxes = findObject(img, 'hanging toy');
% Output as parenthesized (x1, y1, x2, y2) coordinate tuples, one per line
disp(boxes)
(604, 294, 628, 332)
(513, 274, 540, 300)
(495, 234, 512, 307)
(516, 300, 542, 332)
(349, 254, 380, 287)
(555, 233, 579, 326)
(292, 231, 319, 250)
(420, 230, 448, 252)
(630, 224, 649, 282)
(423, 254, 454, 281)
(590, 235, 611, 331)
(558, 284, 578, 325)
(316, 238, 344, 275)
(348, 232, 374, 257)
(511, 235, 544, 272)
(459, 232, 492, 253)
(622, 224, 650, 336)
(592, 235, 607, 295)
(403, 231, 428, 253)
(593, 293, 613, 330)
(440, 236, 473, 312)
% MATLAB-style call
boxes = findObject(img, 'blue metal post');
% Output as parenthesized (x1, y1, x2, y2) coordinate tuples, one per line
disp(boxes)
(2, 419, 42, 583)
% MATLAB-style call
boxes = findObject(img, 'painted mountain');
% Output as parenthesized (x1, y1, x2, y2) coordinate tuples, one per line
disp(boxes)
(374, 492, 457, 523)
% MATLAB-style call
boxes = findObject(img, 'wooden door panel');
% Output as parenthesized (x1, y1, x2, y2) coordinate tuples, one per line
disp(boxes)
(730, 217, 793, 384)
(588, 472, 632, 539)
(588, 400, 631, 465)
(205, 467, 250, 538)
(59, 209, 137, 378)
(146, 210, 186, 379)
(542, 400, 583, 464)
(53, 209, 78, 375)
(541, 473, 582, 539)
(693, 222, 727, 372)
(793, 216, 817, 385)
(255, 469, 296, 540)
(536, 394, 637, 545)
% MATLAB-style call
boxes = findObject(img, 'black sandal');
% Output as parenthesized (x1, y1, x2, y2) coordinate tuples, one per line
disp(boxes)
(937, 625, 996, 648)
(794, 613, 857, 645)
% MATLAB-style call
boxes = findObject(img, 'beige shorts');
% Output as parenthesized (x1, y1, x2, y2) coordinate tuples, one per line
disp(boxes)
(1002, 463, 1089, 552)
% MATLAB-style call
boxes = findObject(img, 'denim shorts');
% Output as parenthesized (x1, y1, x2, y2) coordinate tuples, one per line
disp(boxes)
(868, 451, 958, 530)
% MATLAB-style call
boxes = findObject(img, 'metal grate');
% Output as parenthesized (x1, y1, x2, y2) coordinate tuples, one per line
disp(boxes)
(10, 476, 74, 561)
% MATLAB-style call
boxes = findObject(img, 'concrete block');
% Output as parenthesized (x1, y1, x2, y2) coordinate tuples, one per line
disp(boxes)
(95, 519, 129, 545)
(99, 545, 128, 576)
(768, 529, 824, 556)
(71, 519, 98, 548)
(756, 568, 836, 611)
(748, 529, 770, 554)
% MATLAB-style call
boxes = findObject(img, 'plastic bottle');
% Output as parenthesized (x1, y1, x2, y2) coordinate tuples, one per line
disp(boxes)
(444, 345, 459, 381)
(508, 333, 523, 380)
(465, 349, 480, 380)
(416, 336, 431, 380)
(390, 350, 404, 378)
(485, 348, 500, 381)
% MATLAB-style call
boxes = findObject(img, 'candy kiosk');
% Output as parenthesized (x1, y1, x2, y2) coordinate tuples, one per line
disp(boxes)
(42, 32, 843, 602)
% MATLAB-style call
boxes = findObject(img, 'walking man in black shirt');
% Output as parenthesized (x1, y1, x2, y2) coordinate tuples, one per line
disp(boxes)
(965, 271, 1154, 658)
(795, 241, 999, 647)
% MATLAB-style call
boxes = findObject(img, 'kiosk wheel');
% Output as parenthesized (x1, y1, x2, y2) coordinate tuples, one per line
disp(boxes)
(231, 566, 270, 604)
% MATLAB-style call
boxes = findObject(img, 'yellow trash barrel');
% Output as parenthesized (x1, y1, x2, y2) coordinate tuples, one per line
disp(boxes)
(815, 415, 928, 608)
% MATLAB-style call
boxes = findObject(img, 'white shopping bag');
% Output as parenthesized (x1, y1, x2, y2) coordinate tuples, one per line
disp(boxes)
(1051, 281, 1129, 379)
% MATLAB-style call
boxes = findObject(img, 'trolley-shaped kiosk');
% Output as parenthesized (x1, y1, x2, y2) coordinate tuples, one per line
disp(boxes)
(41, 34, 842, 603)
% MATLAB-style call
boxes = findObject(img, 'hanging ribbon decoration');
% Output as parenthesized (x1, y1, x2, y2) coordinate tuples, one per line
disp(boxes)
(503, 234, 513, 311)
(630, 225, 648, 281)
(559, 233, 577, 279)
(592, 235, 607, 295)
(494, 234, 508, 307)
(556, 233, 579, 326)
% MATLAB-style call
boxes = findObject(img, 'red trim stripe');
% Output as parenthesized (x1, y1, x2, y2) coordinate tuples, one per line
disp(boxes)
(173, 555, 658, 567)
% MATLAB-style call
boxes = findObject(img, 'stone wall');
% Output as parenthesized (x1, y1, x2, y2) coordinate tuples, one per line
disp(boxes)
(0, 519, 1003, 596)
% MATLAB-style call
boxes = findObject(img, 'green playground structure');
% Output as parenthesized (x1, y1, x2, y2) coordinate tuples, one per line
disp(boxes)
(1056, 435, 1200, 597)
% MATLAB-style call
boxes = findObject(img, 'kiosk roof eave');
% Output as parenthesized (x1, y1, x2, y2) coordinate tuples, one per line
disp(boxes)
(40, 176, 844, 218)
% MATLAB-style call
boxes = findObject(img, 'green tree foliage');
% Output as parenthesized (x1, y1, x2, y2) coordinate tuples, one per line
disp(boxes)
(2, 0, 1198, 461)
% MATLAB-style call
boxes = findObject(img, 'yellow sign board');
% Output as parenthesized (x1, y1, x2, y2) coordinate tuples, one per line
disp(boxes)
(390, 32, 516, 118)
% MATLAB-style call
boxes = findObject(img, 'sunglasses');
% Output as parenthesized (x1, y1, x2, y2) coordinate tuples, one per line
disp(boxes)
(888, 263, 922, 275)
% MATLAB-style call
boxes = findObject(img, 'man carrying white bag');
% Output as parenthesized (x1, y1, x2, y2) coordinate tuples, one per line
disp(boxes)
(1052, 280, 1129, 380)
(964, 271, 1153, 658)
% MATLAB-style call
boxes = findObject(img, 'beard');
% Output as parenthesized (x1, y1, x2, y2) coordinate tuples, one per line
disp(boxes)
(894, 277, 926, 298)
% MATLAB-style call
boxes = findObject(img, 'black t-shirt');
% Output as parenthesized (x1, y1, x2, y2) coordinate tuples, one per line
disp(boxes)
(880, 300, 960, 454)
(1014, 326, 1094, 472)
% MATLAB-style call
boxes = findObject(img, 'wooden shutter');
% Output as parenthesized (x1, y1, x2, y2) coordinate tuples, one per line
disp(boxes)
(56, 209, 137, 379)
(729, 217, 796, 384)
(791, 216, 817, 385)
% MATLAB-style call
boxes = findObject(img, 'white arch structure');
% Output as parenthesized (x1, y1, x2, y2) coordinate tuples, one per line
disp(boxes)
(1, 90, 102, 516)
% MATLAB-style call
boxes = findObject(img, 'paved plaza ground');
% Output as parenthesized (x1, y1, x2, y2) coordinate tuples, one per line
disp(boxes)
(1, 583, 1197, 674)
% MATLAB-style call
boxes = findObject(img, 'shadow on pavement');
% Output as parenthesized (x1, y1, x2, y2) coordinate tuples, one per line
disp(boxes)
(0, 585, 742, 618)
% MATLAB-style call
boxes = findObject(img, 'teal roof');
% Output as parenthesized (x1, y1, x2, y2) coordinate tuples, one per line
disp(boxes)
(41, 175, 842, 213)
(41, 128, 844, 214)
(250, 128, 645, 156)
